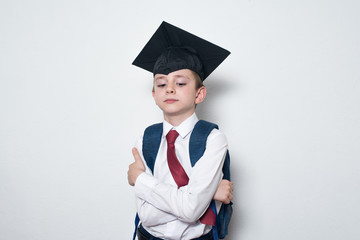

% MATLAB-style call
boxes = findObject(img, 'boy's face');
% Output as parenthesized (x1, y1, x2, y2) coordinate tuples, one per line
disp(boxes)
(152, 69, 206, 120)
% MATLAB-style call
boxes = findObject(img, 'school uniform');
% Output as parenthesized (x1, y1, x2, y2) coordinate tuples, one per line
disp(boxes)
(134, 113, 228, 239)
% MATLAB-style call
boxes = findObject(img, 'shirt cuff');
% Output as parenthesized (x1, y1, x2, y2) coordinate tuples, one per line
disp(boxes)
(134, 172, 158, 200)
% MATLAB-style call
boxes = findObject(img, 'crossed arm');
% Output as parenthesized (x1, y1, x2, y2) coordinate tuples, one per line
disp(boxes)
(128, 147, 233, 204)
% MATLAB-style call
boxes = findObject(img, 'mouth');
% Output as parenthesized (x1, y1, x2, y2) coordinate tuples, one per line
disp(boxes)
(164, 99, 178, 103)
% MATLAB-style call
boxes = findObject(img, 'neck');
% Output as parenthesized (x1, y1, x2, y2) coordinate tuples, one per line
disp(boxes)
(164, 111, 195, 127)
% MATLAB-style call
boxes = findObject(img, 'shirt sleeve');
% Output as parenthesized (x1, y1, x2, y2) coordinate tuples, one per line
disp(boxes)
(134, 129, 227, 223)
(134, 136, 178, 225)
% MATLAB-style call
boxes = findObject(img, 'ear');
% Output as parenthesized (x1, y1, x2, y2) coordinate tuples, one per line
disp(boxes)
(195, 86, 206, 104)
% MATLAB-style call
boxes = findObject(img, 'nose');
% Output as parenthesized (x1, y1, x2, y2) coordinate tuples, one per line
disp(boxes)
(166, 83, 175, 94)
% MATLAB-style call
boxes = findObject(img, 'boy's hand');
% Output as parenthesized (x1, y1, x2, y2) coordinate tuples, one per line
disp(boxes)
(128, 147, 146, 186)
(213, 179, 233, 204)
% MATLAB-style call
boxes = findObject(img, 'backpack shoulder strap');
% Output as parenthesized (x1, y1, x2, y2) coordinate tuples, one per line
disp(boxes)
(222, 150, 231, 181)
(189, 120, 219, 167)
(142, 123, 163, 173)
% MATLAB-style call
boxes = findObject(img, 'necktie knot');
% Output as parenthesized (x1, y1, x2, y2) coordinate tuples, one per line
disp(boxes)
(166, 130, 179, 145)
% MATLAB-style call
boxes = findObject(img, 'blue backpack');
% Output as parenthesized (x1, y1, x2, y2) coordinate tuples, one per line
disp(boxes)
(133, 120, 233, 240)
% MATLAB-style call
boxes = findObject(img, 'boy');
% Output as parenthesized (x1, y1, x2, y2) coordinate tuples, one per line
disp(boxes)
(128, 21, 233, 240)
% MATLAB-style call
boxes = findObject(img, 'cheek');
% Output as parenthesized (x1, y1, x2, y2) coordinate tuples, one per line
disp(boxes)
(152, 90, 163, 103)
(183, 89, 197, 103)
(187, 88, 197, 97)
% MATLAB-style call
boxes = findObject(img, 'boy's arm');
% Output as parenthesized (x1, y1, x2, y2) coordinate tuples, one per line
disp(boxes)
(136, 197, 177, 226)
(133, 129, 228, 223)
(129, 148, 233, 203)
(128, 145, 232, 225)
(136, 181, 233, 226)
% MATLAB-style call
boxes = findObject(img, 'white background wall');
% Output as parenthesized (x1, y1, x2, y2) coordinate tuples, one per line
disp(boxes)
(1, 0, 359, 239)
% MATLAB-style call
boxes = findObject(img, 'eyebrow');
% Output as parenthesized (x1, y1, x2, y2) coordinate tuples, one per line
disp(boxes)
(173, 74, 190, 80)
(154, 74, 191, 81)
(154, 76, 166, 81)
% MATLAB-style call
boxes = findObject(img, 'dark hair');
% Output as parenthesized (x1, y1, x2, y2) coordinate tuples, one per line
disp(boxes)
(191, 71, 204, 90)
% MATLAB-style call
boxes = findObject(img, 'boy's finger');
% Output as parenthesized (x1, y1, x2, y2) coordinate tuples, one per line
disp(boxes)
(132, 148, 145, 170)
(132, 148, 141, 162)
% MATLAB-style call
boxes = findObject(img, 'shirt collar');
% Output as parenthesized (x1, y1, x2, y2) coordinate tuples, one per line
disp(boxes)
(163, 113, 199, 139)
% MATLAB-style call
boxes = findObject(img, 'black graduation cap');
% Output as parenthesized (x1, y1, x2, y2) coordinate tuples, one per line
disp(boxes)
(132, 21, 230, 81)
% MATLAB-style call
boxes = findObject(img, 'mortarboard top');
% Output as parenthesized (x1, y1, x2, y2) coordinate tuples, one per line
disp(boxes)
(132, 21, 230, 81)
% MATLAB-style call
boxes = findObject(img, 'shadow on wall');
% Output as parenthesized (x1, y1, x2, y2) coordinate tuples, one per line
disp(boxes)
(226, 164, 244, 240)
(196, 75, 244, 239)
(196, 75, 237, 121)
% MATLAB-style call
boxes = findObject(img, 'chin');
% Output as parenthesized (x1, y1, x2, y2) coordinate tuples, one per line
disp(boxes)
(163, 110, 182, 117)
(165, 109, 194, 117)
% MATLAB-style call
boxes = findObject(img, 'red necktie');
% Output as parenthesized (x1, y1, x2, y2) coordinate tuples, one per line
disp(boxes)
(166, 130, 189, 188)
(166, 130, 216, 226)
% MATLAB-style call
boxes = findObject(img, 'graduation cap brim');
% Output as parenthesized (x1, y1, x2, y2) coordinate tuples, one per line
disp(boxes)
(132, 21, 230, 81)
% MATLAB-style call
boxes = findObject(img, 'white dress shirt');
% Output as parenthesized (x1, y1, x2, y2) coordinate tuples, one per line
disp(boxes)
(134, 113, 228, 239)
